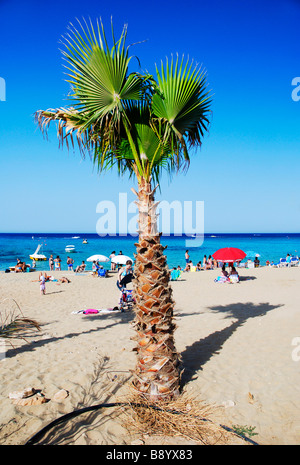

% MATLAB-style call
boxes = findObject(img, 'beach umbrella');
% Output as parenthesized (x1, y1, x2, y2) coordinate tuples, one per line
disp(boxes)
(212, 247, 246, 263)
(111, 255, 133, 265)
(86, 254, 109, 262)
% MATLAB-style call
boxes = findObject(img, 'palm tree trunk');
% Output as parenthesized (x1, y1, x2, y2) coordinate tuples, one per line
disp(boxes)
(131, 178, 180, 401)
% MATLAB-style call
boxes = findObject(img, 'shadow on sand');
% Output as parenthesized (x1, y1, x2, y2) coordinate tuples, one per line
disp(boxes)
(180, 301, 283, 387)
(4, 309, 135, 359)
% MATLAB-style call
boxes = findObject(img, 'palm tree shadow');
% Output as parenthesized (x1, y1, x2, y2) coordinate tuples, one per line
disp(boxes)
(180, 301, 283, 388)
(4, 310, 135, 358)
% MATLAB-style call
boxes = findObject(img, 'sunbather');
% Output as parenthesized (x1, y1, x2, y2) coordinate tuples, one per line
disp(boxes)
(229, 266, 238, 276)
(229, 266, 239, 283)
(196, 261, 202, 270)
(221, 265, 228, 277)
(75, 261, 86, 272)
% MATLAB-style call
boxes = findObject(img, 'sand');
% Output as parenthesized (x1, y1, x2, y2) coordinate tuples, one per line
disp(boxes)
(0, 265, 300, 445)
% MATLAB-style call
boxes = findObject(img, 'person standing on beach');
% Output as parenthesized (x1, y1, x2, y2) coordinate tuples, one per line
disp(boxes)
(110, 251, 116, 270)
(54, 256, 61, 271)
(39, 272, 46, 295)
(49, 254, 54, 271)
(185, 250, 189, 264)
(67, 256, 74, 271)
(184, 250, 190, 271)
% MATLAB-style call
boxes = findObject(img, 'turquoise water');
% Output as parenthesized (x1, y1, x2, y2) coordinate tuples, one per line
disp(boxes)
(0, 233, 299, 272)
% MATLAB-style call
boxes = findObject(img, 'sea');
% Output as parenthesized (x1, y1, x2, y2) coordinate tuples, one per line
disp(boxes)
(0, 233, 299, 272)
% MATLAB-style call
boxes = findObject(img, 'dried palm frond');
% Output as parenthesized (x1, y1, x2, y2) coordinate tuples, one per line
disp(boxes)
(121, 392, 236, 445)
(0, 299, 41, 345)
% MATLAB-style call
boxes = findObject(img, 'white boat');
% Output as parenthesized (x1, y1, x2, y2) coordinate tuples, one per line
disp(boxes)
(72, 236, 80, 239)
(30, 244, 47, 261)
(65, 245, 76, 253)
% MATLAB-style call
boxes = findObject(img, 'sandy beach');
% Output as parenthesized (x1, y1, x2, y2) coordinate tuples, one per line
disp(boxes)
(0, 265, 300, 445)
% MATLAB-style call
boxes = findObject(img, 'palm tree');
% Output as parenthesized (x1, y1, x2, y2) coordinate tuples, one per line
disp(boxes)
(35, 18, 212, 401)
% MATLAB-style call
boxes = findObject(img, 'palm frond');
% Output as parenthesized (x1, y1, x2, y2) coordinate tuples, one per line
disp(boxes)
(0, 317, 41, 339)
(0, 299, 41, 343)
(61, 18, 143, 129)
(34, 107, 90, 154)
(151, 54, 212, 169)
(35, 20, 212, 185)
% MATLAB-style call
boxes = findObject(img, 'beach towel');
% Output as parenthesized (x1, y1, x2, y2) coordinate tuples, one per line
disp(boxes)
(71, 308, 118, 315)
(214, 276, 230, 283)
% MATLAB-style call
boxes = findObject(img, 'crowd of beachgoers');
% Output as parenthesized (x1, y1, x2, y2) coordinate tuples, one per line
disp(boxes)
(178, 251, 299, 273)
(5, 249, 300, 277)
(168, 251, 300, 284)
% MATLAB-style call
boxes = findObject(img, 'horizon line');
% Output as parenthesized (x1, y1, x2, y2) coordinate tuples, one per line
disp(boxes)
(1, 231, 300, 235)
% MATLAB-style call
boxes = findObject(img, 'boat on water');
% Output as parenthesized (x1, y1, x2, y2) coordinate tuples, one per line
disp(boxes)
(65, 245, 76, 253)
(30, 244, 47, 261)
(82, 239, 88, 244)
(72, 236, 80, 239)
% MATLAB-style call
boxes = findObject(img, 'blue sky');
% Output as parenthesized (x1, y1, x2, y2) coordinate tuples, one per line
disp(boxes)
(0, 0, 300, 233)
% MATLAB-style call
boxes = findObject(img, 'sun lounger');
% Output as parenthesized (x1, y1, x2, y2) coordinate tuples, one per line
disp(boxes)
(290, 257, 299, 266)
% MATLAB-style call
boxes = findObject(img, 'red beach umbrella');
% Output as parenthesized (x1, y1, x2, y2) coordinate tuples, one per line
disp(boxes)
(212, 247, 246, 263)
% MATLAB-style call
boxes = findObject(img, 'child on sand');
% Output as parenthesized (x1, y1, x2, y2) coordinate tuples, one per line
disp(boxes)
(39, 272, 46, 295)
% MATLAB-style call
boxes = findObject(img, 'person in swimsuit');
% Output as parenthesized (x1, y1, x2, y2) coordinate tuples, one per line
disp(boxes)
(206, 255, 213, 270)
(75, 261, 86, 272)
(67, 256, 74, 271)
(221, 265, 228, 277)
(39, 272, 46, 295)
(54, 256, 61, 271)
(185, 250, 189, 264)
(110, 251, 116, 270)
(49, 255, 54, 271)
